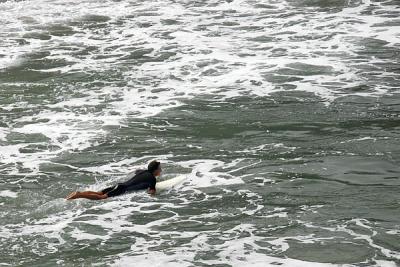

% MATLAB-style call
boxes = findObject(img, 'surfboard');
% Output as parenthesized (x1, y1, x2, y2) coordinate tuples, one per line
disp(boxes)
(155, 175, 186, 192)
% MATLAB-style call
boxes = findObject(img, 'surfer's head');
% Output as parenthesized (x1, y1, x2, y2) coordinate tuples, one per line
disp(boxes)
(148, 160, 162, 176)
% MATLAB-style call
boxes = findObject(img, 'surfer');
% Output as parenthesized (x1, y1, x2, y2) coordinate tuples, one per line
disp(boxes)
(66, 160, 161, 200)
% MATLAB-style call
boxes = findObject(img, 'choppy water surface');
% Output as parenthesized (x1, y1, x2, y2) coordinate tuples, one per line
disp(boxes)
(0, 0, 400, 266)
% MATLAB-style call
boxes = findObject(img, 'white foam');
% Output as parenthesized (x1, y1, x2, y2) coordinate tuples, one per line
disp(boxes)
(176, 159, 244, 188)
(339, 136, 376, 144)
(0, 128, 8, 141)
(0, 190, 18, 198)
(112, 223, 344, 267)
(70, 228, 108, 241)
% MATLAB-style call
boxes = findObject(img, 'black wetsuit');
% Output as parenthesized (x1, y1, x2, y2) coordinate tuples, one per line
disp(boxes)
(101, 169, 156, 197)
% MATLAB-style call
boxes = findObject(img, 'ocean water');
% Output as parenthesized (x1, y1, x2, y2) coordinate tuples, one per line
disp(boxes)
(0, 0, 399, 266)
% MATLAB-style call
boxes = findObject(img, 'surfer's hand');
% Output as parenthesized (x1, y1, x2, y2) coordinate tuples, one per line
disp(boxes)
(148, 189, 156, 195)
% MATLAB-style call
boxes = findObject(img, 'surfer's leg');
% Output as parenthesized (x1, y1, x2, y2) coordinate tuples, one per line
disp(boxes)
(66, 191, 101, 199)
(66, 191, 107, 200)
(66, 184, 125, 200)
(104, 184, 126, 198)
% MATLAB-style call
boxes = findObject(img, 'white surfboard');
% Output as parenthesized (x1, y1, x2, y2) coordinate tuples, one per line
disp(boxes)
(155, 175, 186, 192)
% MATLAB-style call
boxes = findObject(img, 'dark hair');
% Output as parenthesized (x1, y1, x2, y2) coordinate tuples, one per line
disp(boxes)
(148, 160, 161, 173)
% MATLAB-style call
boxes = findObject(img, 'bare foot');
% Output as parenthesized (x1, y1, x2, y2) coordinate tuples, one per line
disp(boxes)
(66, 191, 80, 200)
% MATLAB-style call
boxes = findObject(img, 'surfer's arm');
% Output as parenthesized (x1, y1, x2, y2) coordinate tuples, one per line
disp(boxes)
(148, 179, 156, 195)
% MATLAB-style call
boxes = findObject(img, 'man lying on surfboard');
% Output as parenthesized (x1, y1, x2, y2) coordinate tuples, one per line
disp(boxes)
(66, 160, 161, 200)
